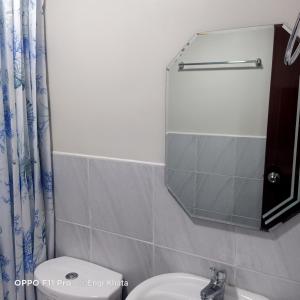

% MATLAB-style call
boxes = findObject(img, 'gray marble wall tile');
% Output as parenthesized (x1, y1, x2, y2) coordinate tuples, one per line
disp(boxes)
(53, 154, 89, 226)
(231, 216, 261, 230)
(197, 135, 236, 176)
(53, 152, 300, 299)
(91, 229, 153, 295)
(235, 137, 266, 179)
(154, 166, 235, 264)
(196, 173, 234, 216)
(166, 168, 196, 210)
(89, 158, 153, 242)
(154, 246, 235, 285)
(235, 214, 300, 282)
(233, 178, 263, 220)
(166, 133, 197, 171)
(193, 208, 232, 223)
(55, 220, 90, 261)
(236, 268, 300, 300)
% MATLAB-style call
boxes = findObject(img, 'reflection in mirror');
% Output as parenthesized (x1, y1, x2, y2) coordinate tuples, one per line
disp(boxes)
(166, 24, 300, 230)
(166, 26, 275, 230)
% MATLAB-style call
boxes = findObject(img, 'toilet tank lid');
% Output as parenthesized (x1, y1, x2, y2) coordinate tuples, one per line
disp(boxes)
(34, 257, 123, 300)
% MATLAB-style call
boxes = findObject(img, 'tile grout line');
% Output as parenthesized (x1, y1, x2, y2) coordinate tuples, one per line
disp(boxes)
(167, 132, 266, 139)
(92, 227, 154, 246)
(234, 266, 300, 285)
(53, 151, 164, 167)
(152, 165, 156, 276)
(56, 217, 154, 245)
(56, 218, 90, 229)
(193, 137, 199, 212)
(89, 225, 93, 263)
(153, 244, 300, 285)
(87, 158, 93, 263)
(154, 244, 235, 267)
(233, 225, 238, 285)
(167, 167, 263, 181)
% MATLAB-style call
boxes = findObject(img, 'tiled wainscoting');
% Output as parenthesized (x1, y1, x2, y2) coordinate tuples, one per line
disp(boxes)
(166, 133, 266, 229)
(54, 152, 300, 300)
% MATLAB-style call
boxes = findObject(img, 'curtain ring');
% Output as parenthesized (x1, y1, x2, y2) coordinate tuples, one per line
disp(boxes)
(284, 13, 300, 66)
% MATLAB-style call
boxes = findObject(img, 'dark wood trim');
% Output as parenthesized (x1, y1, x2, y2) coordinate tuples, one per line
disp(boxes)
(262, 25, 300, 230)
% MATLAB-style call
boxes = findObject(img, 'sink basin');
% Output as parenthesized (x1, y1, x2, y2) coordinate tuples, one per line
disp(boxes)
(126, 273, 269, 300)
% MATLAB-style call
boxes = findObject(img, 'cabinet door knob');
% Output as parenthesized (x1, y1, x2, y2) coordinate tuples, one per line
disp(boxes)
(267, 172, 281, 184)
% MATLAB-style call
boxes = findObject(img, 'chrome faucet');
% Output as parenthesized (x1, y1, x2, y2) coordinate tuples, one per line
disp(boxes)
(200, 268, 227, 300)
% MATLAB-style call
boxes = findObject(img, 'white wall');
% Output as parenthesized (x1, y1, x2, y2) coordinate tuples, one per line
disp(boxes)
(45, 0, 300, 163)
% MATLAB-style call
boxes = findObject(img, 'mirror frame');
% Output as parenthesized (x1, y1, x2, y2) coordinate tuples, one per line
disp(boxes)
(261, 24, 300, 230)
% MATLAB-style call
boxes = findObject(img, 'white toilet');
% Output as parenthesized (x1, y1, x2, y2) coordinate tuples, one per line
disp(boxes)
(34, 256, 123, 300)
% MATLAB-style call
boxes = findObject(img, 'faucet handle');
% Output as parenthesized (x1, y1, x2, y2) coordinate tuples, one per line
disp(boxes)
(209, 267, 226, 283)
(209, 267, 218, 283)
(209, 267, 217, 277)
(216, 270, 227, 283)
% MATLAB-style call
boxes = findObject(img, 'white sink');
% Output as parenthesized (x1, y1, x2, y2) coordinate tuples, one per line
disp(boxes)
(126, 273, 269, 300)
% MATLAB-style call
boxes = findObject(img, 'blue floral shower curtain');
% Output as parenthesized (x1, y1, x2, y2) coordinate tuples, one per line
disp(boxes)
(0, 0, 54, 299)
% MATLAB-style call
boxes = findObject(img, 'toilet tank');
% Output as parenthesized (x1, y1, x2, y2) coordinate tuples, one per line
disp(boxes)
(34, 257, 123, 300)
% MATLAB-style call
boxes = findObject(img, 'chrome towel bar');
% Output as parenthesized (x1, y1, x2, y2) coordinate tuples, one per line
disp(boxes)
(178, 58, 262, 71)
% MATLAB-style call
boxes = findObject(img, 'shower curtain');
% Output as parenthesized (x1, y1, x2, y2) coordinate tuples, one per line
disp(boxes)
(0, 0, 54, 299)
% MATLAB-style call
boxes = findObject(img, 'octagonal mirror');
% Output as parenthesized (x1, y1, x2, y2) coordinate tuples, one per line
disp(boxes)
(165, 25, 300, 231)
